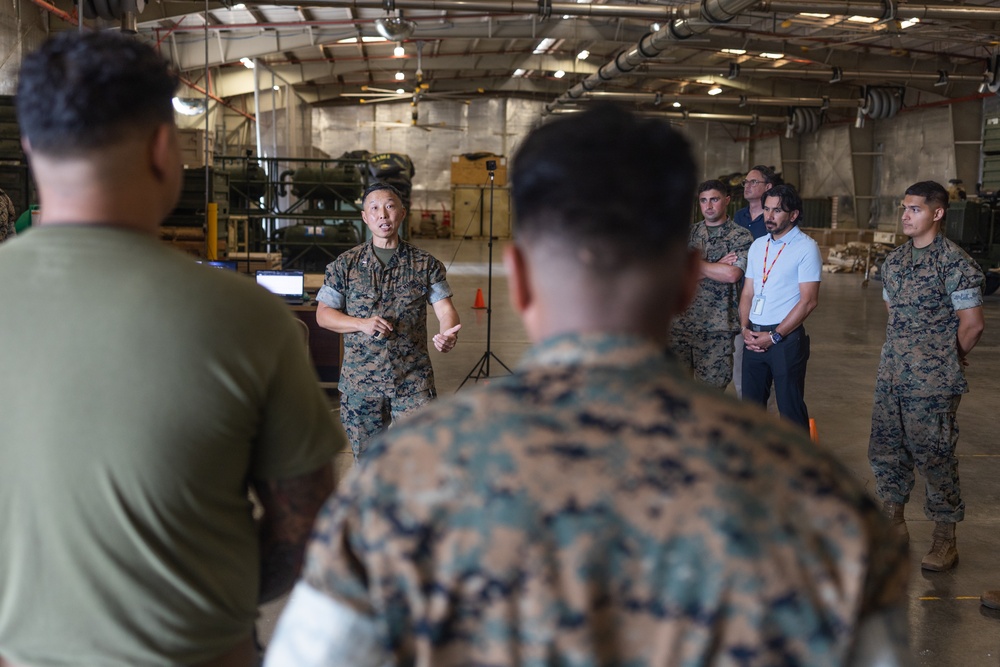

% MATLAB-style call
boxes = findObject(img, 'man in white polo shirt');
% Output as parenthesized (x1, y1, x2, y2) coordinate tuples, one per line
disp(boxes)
(739, 184, 822, 428)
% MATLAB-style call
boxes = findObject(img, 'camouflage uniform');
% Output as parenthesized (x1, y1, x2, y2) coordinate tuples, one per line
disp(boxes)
(869, 234, 983, 522)
(670, 219, 752, 389)
(295, 333, 907, 666)
(317, 239, 453, 458)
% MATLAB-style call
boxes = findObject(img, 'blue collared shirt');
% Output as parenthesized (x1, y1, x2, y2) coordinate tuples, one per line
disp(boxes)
(734, 206, 768, 240)
(745, 225, 822, 325)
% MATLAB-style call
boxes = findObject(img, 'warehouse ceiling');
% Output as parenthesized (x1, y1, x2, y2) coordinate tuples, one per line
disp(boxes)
(117, 0, 1000, 128)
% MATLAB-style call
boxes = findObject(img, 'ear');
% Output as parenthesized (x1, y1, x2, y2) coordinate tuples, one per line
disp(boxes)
(503, 243, 533, 316)
(932, 206, 946, 222)
(789, 209, 800, 223)
(674, 247, 701, 315)
(148, 123, 176, 184)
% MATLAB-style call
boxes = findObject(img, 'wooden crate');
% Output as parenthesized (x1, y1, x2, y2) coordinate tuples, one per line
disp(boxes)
(450, 155, 507, 186)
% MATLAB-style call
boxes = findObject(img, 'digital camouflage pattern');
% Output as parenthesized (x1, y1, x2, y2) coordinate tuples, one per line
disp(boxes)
(874, 234, 983, 398)
(672, 220, 752, 335)
(0, 191, 15, 243)
(670, 330, 736, 389)
(670, 220, 751, 389)
(339, 390, 434, 459)
(318, 240, 452, 398)
(303, 333, 908, 667)
(869, 234, 983, 521)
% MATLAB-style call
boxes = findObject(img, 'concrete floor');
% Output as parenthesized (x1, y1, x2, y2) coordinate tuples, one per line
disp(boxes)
(263, 236, 1000, 665)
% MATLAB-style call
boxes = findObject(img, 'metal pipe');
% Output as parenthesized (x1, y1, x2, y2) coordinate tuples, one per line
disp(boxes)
(549, 106, 787, 124)
(588, 91, 861, 107)
(29, 0, 77, 25)
(546, 0, 761, 112)
(264, 0, 678, 19)
(178, 76, 256, 121)
(762, 1, 1000, 20)
(642, 65, 984, 84)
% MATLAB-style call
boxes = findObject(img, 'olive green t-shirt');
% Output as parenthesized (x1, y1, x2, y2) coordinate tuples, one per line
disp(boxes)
(0, 225, 343, 666)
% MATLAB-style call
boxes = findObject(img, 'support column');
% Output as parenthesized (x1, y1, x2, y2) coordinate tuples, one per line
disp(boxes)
(849, 123, 877, 229)
(950, 100, 983, 193)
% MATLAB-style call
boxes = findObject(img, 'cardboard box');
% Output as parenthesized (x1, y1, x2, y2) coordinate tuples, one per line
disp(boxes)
(450, 155, 507, 186)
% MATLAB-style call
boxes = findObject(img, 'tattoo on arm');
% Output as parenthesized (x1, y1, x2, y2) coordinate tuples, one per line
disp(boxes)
(254, 464, 335, 604)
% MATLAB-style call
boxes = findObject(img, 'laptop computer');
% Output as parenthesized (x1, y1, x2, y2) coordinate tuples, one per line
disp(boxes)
(255, 270, 306, 305)
(196, 259, 239, 271)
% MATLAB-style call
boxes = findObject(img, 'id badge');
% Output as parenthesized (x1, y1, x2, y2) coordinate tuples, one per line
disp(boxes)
(751, 295, 765, 316)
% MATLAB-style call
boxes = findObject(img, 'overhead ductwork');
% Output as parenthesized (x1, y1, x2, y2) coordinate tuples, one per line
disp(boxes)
(544, 0, 761, 113)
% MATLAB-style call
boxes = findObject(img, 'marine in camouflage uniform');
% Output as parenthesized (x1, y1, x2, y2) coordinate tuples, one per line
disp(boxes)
(269, 105, 911, 667)
(317, 183, 459, 459)
(868, 180, 984, 572)
(670, 213, 752, 389)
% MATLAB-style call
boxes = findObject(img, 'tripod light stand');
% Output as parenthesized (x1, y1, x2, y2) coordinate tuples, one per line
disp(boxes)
(457, 161, 511, 390)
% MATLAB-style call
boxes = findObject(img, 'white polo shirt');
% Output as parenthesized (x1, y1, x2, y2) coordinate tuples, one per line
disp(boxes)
(745, 225, 822, 326)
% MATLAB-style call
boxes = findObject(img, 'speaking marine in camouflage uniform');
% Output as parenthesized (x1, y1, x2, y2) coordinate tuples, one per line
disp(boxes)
(670, 179, 752, 389)
(316, 182, 461, 459)
(869, 180, 984, 573)
(267, 104, 911, 667)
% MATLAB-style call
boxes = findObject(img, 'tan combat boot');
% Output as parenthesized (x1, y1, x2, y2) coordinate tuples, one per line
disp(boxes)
(921, 522, 958, 571)
(882, 500, 908, 546)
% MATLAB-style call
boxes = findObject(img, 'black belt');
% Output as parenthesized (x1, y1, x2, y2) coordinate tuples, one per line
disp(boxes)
(748, 323, 780, 332)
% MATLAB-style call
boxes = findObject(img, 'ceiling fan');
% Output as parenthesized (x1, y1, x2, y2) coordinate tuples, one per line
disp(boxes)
(343, 41, 479, 130)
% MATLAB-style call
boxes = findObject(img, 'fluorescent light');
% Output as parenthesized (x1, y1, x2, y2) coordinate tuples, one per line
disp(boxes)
(759, 52, 785, 59)
(232, 2, 245, 8)
(272, 85, 279, 91)
(900, 17, 920, 29)
(395, 71, 405, 80)
(513, 68, 526, 77)
(720, 48, 746, 55)
(672, 101, 682, 108)
(393, 44, 405, 57)
(396, 88, 405, 94)
(695, 78, 715, 84)
(336, 36, 387, 44)
(848, 15, 879, 23)
(553, 70, 565, 78)
(239, 57, 255, 69)
(800, 12, 829, 18)
(532, 38, 556, 55)
(708, 86, 723, 95)
(577, 49, 590, 60)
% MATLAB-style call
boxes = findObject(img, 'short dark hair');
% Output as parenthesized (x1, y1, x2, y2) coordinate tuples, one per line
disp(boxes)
(16, 31, 177, 157)
(748, 165, 778, 186)
(511, 104, 696, 263)
(698, 179, 730, 196)
(904, 181, 949, 210)
(362, 181, 405, 207)
(762, 184, 803, 219)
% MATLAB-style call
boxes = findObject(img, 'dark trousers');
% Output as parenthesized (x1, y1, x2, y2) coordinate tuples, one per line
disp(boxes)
(742, 325, 810, 428)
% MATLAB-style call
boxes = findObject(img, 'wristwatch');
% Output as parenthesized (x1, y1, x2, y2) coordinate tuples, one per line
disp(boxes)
(770, 331, 783, 344)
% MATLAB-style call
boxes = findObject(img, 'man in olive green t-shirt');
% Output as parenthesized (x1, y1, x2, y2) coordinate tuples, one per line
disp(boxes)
(0, 32, 342, 667)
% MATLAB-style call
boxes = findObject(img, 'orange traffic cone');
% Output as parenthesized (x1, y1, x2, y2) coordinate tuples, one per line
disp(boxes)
(809, 418, 819, 444)
(472, 288, 486, 309)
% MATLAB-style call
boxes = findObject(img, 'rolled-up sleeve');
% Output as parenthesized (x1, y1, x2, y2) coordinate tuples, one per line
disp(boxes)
(316, 284, 345, 309)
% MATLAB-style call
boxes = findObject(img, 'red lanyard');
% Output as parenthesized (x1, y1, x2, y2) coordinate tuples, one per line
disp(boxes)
(761, 239, 786, 288)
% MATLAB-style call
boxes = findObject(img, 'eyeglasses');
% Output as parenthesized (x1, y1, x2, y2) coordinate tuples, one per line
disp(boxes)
(742, 179, 765, 187)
